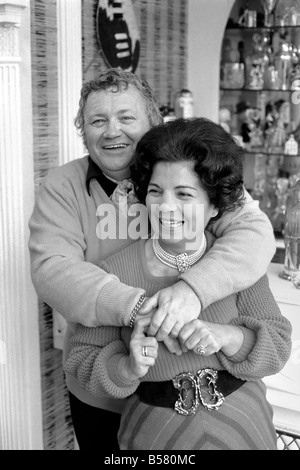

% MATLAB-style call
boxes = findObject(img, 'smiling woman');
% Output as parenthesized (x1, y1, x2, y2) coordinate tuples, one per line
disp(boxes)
(63, 117, 291, 450)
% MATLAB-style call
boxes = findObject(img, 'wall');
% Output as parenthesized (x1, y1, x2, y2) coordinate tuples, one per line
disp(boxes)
(30, 0, 74, 450)
(28, 0, 189, 450)
(82, 0, 187, 108)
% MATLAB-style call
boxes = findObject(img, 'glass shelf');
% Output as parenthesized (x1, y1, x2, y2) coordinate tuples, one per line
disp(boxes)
(225, 25, 300, 32)
(220, 87, 296, 92)
(244, 150, 300, 158)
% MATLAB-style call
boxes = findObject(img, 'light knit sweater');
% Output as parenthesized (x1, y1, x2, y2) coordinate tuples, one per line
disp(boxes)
(29, 155, 277, 410)
(64, 238, 292, 401)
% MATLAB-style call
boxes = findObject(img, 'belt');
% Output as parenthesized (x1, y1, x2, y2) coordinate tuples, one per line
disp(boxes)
(136, 368, 245, 416)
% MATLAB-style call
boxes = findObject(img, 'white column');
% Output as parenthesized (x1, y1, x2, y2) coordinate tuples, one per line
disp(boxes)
(0, 0, 43, 450)
(187, 0, 235, 121)
(57, 0, 83, 166)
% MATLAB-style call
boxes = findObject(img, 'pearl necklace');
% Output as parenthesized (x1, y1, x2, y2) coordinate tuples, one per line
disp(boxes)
(152, 236, 207, 273)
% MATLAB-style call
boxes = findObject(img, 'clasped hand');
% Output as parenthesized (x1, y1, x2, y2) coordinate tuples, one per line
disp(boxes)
(127, 315, 226, 382)
(133, 280, 227, 356)
(136, 280, 207, 354)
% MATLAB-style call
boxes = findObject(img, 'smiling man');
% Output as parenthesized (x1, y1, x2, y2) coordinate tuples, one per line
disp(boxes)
(28, 69, 276, 450)
(83, 84, 151, 180)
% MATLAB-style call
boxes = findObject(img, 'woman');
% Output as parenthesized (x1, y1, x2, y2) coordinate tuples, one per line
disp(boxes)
(64, 118, 292, 450)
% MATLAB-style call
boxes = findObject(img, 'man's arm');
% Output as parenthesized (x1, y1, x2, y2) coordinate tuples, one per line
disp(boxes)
(180, 191, 276, 308)
(28, 170, 144, 327)
(144, 191, 276, 339)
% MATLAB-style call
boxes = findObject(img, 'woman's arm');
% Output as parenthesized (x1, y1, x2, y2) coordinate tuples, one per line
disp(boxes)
(217, 274, 292, 380)
(64, 319, 159, 399)
(63, 324, 140, 399)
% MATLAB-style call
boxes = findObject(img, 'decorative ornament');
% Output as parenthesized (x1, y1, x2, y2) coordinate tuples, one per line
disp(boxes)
(152, 236, 207, 274)
(96, 0, 140, 72)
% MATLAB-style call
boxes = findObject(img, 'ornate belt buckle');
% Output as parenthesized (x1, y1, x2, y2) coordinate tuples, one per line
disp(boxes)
(172, 369, 225, 416)
(172, 372, 199, 415)
(196, 368, 225, 411)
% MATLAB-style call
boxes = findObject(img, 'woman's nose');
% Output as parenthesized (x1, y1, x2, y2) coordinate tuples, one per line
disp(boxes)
(159, 195, 178, 213)
(103, 119, 122, 138)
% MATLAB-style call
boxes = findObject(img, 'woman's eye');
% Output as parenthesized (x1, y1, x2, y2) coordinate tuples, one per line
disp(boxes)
(178, 192, 192, 198)
(147, 188, 159, 194)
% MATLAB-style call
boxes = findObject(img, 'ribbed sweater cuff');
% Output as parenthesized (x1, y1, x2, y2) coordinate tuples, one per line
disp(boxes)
(179, 258, 233, 310)
(97, 279, 145, 326)
(228, 326, 256, 362)
(108, 354, 140, 389)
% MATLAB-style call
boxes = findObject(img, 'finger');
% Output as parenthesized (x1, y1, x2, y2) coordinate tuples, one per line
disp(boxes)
(178, 320, 199, 345)
(140, 344, 158, 359)
(147, 307, 168, 337)
(155, 315, 176, 341)
(131, 317, 152, 339)
(139, 295, 158, 315)
(186, 328, 213, 353)
(169, 322, 182, 339)
(186, 332, 206, 351)
(169, 327, 182, 339)
(162, 336, 182, 356)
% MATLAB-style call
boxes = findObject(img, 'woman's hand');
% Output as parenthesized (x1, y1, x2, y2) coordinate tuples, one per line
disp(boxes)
(178, 319, 244, 357)
(122, 317, 158, 382)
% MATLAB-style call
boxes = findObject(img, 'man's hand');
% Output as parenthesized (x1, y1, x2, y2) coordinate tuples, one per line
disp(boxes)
(139, 281, 201, 341)
(136, 298, 183, 355)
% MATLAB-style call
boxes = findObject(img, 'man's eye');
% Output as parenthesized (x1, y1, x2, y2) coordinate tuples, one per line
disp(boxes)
(91, 119, 105, 126)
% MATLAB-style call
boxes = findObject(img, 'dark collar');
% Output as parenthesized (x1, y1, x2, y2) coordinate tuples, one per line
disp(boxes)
(86, 156, 118, 197)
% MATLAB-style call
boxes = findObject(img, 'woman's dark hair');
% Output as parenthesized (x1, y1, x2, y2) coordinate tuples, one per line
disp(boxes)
(130, 117, 245, 220)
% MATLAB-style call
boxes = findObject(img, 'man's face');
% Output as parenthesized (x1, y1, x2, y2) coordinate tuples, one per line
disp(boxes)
(83, 85, 151, 180)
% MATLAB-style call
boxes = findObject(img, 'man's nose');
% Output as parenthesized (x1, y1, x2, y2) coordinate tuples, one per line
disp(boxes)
(103, 120, 122, 138)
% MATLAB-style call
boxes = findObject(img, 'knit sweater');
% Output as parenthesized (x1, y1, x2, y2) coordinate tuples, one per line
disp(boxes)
(29, 156, 276, 326)
(29, 155, 276, 410)
(64, 238, 292, 401)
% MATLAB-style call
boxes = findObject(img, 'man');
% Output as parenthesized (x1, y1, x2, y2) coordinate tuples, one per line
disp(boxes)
(29, 68, 276, 450)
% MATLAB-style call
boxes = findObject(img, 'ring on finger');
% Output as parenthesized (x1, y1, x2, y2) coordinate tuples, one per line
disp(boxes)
(142, 346, 148, 357)
(196, 343, 206, 355)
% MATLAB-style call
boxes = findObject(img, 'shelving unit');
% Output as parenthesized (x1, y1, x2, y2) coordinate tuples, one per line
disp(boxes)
(219, 1, 300, 239)
(219, 1, 300, 449)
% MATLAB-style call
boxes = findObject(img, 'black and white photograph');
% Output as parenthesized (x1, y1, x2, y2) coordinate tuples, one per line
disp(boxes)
(0, 0, 299, 452)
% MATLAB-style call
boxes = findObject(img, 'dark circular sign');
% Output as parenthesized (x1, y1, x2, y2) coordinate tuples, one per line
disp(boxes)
(96, 0, 140, 73)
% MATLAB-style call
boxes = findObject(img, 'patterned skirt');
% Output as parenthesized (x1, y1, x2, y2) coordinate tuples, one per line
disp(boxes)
(118, 379, 277, 450)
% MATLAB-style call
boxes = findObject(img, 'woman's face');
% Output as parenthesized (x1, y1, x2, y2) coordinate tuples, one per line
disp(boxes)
(146, 161, 216, 253)
(83, 85, 151, 181)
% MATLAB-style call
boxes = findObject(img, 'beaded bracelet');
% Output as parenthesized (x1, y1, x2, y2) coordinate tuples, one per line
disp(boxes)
(129, 294, 146, 328)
